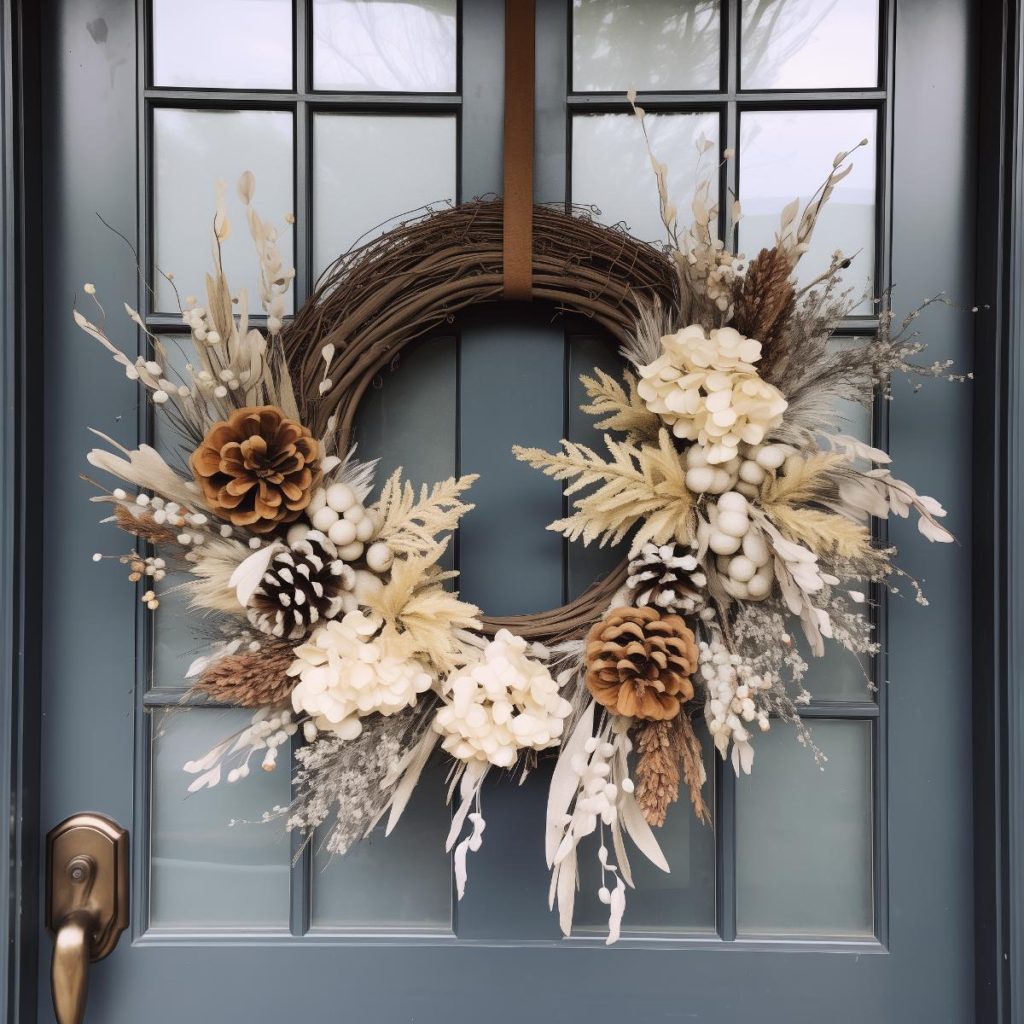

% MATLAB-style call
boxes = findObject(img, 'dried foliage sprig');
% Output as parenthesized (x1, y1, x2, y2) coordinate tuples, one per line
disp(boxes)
(372, 471, 479, 557)
(513, 429, 694, 555)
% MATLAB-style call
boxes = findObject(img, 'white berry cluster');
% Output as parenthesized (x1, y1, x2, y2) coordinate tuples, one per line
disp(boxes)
(434, 630, 572, 768)
(121, 489, 211, 548)
(235, 707, 300, 777)
(703, 492, 775, 601)
(287, 610, 432, 740)
(297, 481, 393, 576)
(699, 639, 772, 774)
(637, 325, 788, 464)
(684, 441, 792, 497)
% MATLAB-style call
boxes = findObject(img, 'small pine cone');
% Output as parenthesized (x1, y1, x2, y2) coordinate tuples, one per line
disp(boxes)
(194, 643, 295, 707)
(627, 542, 706, 613)
(190, 405, 322, 535)
(731, 245, 795, 373)
(584, 607, 698, 721)
(246, 531, 355, 640)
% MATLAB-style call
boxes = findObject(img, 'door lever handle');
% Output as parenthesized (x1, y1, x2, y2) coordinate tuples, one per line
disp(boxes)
(46, 815, 129, 1024)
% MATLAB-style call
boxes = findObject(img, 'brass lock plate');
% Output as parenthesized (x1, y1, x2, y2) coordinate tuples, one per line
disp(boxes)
(46, 813, 129, 961)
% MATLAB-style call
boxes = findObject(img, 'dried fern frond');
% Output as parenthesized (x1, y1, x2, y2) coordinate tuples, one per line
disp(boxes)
(579, 368, 662, 442)
(368, 543, 481, 676)
(761, 452, 847, 507)
(372, 471, 478, 557)
(512, 429, 693, 557)
(766, 505, 874, 561)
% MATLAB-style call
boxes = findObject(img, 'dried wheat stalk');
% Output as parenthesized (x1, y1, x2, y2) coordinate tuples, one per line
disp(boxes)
(193, 642, 295, 707)
(113, 504, 181, 546)
(634, 715, 710, 827)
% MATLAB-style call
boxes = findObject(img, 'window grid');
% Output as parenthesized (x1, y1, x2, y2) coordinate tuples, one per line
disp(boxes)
(136, 0, 891, 945)
(566, 0, 893, 945)
(137, 0, 464, 941)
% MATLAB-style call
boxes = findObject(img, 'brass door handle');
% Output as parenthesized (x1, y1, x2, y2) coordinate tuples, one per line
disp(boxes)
(46, 815, 129, 1024)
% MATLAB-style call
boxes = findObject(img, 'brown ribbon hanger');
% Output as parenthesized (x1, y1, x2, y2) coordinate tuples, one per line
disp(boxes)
(502, 0, 535, 300)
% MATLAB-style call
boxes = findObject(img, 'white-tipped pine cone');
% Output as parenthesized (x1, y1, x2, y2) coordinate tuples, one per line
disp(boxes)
(627, 542, 706, 613)
(246, 531, 355, 639)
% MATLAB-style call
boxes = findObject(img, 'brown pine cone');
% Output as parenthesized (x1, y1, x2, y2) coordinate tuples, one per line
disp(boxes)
(584, 606, 698, 721)
(190, 406, 321, 535)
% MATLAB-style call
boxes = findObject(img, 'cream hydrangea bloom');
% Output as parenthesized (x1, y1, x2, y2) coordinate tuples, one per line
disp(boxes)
(434, 629, 573, 768)
(287, 609, 432, 739)
(637, 325, 788, 464)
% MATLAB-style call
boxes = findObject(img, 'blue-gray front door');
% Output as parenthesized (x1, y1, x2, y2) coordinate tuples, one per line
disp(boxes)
(36, 0, 978, 1020)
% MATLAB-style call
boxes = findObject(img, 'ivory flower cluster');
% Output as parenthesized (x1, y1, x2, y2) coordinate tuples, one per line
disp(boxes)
(288, 610, 432, 739)
(434, 629, 573, 767)
(637, 325, 788, 464)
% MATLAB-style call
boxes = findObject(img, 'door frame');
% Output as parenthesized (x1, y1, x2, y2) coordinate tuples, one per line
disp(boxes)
(1, 0, 1021, 1021)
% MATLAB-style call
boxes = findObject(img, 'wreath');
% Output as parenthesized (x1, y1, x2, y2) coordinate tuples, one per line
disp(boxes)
(77, 104, 966, 941)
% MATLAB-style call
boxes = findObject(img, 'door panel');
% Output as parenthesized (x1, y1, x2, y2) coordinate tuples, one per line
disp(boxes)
(37, 0, 975, 1020)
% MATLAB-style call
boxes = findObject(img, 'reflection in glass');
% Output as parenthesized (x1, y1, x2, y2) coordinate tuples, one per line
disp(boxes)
(312, 762, 452, 930)
(741, 0, 880, 90)
(736, 721, 874, 937)
(574, 734, 716, 934)
(573, 112, 719, 245)
(153, 109, 294, 314)
(151, 0, 293, 89)
(313, 0, 457, 92)
(150, 709, 291, 929)
(312, 114, 456, 278)
(739, 109, 876, 311)
(572, 0, 720, 92)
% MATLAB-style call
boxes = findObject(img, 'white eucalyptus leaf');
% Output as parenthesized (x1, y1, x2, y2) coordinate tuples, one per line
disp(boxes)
(556, 846, 578, 937)
(618, 791, 670, 872)
(229, 543, 283, 607)
(385, 729, 439, 836)
(605, 873, 627, 945)
(186, 764, 222, 792)
(453, 811, 486, 900)
(545, 700, 595, 866)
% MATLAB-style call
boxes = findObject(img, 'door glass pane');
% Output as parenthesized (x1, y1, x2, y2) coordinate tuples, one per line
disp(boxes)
(151, 0, 293, 90)
(150, 709, 291, 930)
(803, 340, 874, 702)
(153, 108, 294, 314)
(574, 734, 717, 934)
(312, 114, 456, 278)
(741, 0, 880, 90)
(739, 109, 877, 312)
(573, 112, 719, 245)
(572, 0, 721, 93)
(736, 720, 873, 937)
(311, 762, 452, 930)
(313, 0, 457, 92)
(310, 336, 455, 929)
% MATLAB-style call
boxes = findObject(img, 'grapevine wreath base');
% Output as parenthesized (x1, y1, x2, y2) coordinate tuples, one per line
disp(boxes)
(283, 199, 668, 640)
(77, 113, 968, 941)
